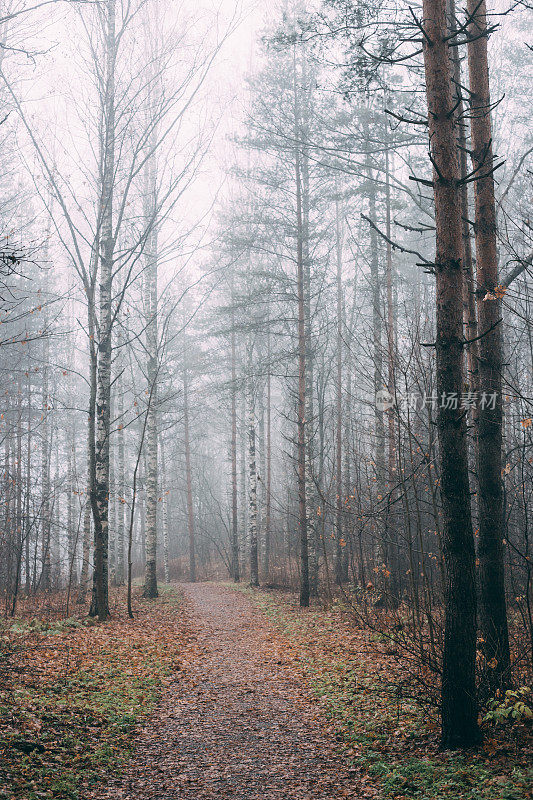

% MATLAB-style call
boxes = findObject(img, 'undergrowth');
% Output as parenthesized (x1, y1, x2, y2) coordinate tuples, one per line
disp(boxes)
(0, 585, 186, 800)
(228, 583, 532, 800)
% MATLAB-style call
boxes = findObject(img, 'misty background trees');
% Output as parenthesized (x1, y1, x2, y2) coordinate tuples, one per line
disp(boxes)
(0, 0, 531, 749)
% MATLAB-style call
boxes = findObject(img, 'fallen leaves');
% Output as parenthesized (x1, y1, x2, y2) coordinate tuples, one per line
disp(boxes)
(0, 586, 193, 800)
(97, 583, 371, 800)
(233, 584, 533, 800)
(4, 583, 531, 800)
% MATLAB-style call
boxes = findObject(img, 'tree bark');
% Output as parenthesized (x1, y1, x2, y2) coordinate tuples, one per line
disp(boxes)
(90, 0, 116, 621)
(24, 371, 32, 595)
(294, 46, 309, 608)
(447, 0, 479, 391)
(40, 329, 51, 591)
(421, 0, 480, 748)
(335, 191, 344, 586)
(77, 327, 96, 605)
(364, 127, 388, 603)
(263, 336, 272, 581)
(115, 339, 125, 586)
(384, 144, 401, 603)
(466, 0, 511, 690)
(230, 283, 240, 582)
(142, 159, 159, 599)
(301, 65, 318, 598)
(67, 431, 77, 587)
(160, 436, 170, 584)
(183, 356, 196, 583)
(247, 343, 259, 587)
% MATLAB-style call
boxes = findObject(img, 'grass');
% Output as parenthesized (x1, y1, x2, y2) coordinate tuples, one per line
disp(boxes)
(228, 583, 533, 800)
(0, 585, 188, 800)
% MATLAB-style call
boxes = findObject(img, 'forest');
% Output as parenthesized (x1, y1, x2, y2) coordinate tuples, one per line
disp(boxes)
(0, 0, 532, 797)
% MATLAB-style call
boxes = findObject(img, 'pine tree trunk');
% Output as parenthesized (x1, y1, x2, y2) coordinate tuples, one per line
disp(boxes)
(384, 145, 400, 603)
(421, 0, 480, 748)
(466, 0, 511, 690)
(447, 0, 479, 390)
(366, 146, 388, 604)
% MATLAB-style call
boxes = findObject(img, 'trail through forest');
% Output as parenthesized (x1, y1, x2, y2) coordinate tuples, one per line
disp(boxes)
(102, 583, 363, 800)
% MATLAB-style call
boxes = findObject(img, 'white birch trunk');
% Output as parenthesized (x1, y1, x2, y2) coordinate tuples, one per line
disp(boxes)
(247, 355, 258, 587)
(90, 0, 116, 620)
(160, 436, 170, 584)
(116, 344, 125, 586)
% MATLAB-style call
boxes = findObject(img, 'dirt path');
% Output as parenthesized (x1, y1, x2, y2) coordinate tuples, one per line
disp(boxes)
(104, 582, 364, 799)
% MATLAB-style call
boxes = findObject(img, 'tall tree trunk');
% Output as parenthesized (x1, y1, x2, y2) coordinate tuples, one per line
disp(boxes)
(143, 173, 159, 599)
(109, 427, 116, 586)
(11, 375, 23, 615)
(247, 343, 259, 587)
(3, 422, 11, 608)
(447, 0, 480, 548)
(183, 357, 196, 583)
(384, 145, 400, 603)
(77, 485, 92, 604)
(301, 70, 318, 598)
(79, 277, 97, 605)
(52, 422, 61, 588)
(421, 0, 480, 748)
(366, 145, 388, 604)
(90, 0, 116, 620)
(25, 370, 32, 594)
(239, 386, 248, 563)
(160, 436, 170, 584)
(230, 288, 240, 582)
(294, 46, 309, 608)
(257, 374, 266, 578)
(67, 431, 77, 587)
(447, 0, 479, 388)
(263, 336, 272, 581)
(40, 328, 51, 591)
(334, 191, 344, 586)
(466, 0, 511, 690)
(116, 340, 125, 586)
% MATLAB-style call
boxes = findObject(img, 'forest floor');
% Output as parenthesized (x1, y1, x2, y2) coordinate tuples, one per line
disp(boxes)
(101, 582, 361, 800)
(2, 582, 531, 800)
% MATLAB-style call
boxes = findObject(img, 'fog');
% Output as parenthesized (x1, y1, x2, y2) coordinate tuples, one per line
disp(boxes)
(0, 0, 531, 753)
